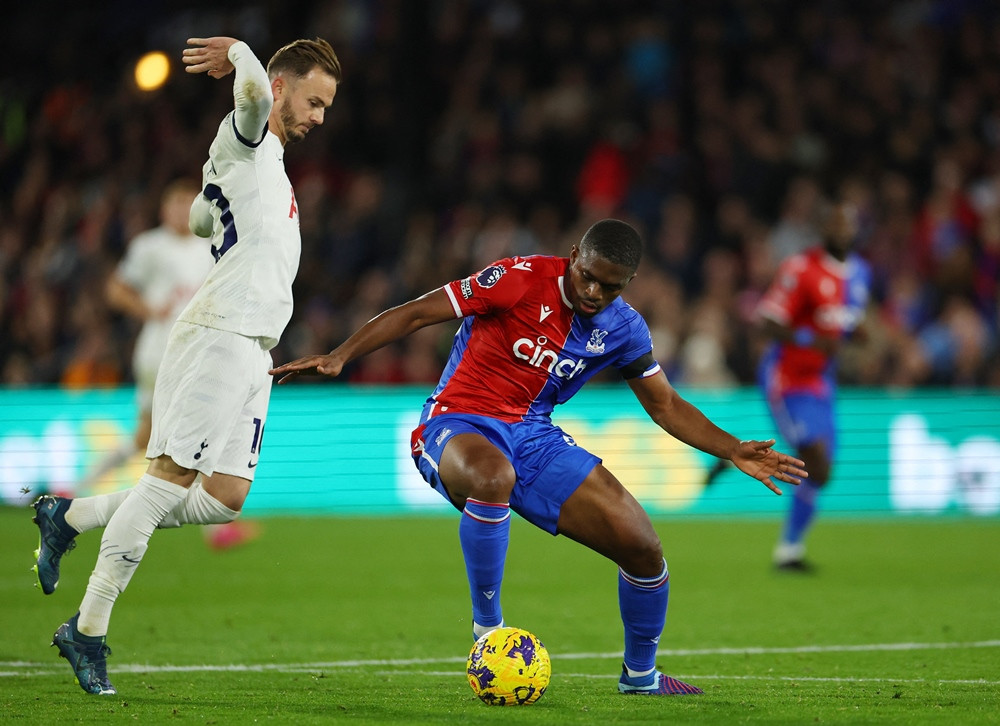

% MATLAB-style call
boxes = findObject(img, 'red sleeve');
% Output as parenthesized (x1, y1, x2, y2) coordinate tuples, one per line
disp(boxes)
(756, 255, 807, 326)
(443, 257, 532, 317)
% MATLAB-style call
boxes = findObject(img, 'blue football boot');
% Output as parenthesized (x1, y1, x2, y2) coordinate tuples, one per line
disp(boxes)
(52, 613, 116, 695)
(32, 495, 78, 594)
(618, 665, 703, 695)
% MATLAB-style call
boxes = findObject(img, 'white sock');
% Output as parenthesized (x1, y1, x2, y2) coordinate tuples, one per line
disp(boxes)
(65, 489, 132, 533)
(161, 481, 239, 527)
(78, 474, 187, 637)
(625, 665, 655, 679)
(473, 620, 505, 639)
(65, 477, 238, 532)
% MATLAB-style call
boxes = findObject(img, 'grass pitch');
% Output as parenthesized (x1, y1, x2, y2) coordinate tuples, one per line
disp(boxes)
(1, 506, 998, 724)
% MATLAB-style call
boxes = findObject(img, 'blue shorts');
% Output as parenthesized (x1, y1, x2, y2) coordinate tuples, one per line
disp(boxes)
(410, 413, 601, 534)
(764, 390, 836, 456)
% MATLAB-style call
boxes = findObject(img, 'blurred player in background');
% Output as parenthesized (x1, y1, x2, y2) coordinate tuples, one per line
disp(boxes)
(79, 179, 209, 486)
(755, 200, 872, 570)
(33, 35, 342, 696)
(69, 178, 256, 550)
(271, 218, 806, 696)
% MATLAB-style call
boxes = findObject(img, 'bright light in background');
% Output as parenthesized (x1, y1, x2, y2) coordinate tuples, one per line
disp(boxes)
(134, 51, 170, 91)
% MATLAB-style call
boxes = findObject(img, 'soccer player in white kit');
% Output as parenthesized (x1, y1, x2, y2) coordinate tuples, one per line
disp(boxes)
(36, 35, 341, 695)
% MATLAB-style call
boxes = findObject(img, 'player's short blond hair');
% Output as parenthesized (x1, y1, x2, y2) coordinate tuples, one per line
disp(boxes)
(161, 177, 200, 202)
(267, 38, 342, 83)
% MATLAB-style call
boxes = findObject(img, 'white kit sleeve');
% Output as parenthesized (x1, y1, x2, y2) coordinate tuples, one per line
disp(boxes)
(189, 193, 214, 238)
(228, 41, 272, 143)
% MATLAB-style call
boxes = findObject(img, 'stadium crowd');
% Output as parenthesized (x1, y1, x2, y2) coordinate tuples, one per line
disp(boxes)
(1, 0, 998, 389)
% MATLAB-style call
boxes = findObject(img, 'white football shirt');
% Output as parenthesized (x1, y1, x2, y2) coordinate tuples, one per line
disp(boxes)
(115, 227, 213, 377)
(179, 41, 301, 351)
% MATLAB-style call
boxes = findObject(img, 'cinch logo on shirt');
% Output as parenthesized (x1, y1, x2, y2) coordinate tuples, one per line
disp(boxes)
(815, 303, 863, 330)
(513, 337, 587, 379)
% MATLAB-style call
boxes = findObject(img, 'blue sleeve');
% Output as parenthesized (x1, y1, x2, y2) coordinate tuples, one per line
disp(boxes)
(614, 307, 658, 378)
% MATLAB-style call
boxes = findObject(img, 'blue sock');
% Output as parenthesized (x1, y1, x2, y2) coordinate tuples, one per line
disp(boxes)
(460, 499, 510, 629)
(619, 559, 669, 676)
(782, 479, 820, 545)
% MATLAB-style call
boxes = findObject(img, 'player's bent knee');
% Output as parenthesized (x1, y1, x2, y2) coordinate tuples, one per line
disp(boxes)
(465, 474, 516, 504)
(616, 533, 664, 578)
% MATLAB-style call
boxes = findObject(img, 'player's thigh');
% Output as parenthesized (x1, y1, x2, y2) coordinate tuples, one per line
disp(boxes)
(781, 393, 835, 482)
(211, 342, 274, 483)
(149, 324, 271, 479)
(147, 454, 198, 486)
(412, 414, 516, 507)
(556, 464, 663, 576)
(201, 471, 252, 512)
(439, 433, 516, 505)
(769, 392, 833, 443)
(798, 440, 831, 485)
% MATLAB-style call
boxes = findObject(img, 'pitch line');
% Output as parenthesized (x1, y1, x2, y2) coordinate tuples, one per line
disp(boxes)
(2, 639, 998, 677)
(385, 671, 1000, 686)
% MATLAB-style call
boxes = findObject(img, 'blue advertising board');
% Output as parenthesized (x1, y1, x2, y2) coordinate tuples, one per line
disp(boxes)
(0, 385, 997, 517)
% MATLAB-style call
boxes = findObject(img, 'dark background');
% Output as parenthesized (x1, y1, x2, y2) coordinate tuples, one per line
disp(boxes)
(1, 0, 997, 388)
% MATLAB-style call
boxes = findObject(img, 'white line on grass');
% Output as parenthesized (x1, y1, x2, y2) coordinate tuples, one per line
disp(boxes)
(2, 639, 997, 677)
(381, 671, 1000, 686)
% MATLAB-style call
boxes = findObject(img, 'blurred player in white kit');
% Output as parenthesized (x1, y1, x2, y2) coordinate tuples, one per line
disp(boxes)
(78, 178, 256, 549)
(79, 178, 212, 488)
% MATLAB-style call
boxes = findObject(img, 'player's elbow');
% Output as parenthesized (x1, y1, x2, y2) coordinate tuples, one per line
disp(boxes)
(189, 194, 214, 238)
(104, 276, 123, 307)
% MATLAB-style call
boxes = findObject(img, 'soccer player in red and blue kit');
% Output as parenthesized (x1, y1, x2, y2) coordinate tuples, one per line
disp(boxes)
(272, 219, 807, 695)
(756, 201, 872, 570)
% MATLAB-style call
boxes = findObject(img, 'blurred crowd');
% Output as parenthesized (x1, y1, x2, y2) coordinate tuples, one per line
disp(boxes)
(1, 0, 998, 390)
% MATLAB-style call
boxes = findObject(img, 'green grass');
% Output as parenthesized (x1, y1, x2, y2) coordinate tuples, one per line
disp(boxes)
(1, 505, 998, 724)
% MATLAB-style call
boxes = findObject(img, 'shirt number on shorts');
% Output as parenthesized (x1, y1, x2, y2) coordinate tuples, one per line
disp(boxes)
(251, 417, 265, 454)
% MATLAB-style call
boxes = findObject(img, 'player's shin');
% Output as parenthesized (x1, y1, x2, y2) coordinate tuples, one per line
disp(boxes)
(619, 558, 669, 677)
(77, 474, 186, 636)
(782, 478, 820, 546)
(460, 499, 510, 638)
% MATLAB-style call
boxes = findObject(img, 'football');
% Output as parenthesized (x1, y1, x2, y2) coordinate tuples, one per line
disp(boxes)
(466, 627, 550, 706)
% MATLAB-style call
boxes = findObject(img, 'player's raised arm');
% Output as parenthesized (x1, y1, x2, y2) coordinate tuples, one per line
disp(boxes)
(627, 370, 807, 494)
(182, 37, 238, 78)
(269, 287, 459, 383)
(183, 37, 271, 143)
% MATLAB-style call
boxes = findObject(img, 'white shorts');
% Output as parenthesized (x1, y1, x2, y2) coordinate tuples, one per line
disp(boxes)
(147, 322, 273, 481)
(134, 363, 159, 414)
(133, 326, 171, 414)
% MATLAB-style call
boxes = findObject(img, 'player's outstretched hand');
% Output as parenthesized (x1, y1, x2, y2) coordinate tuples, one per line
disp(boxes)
(183, 37, 238, 79)
(730, 439, 807, 495)
(269, 355, 344, 384)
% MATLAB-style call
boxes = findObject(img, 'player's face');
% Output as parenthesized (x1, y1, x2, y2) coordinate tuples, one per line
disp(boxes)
(564, 245, 634, 317)
(161, 190, 195, 235)
(824, 202, 858, 261)
(276, 69, 339, 144)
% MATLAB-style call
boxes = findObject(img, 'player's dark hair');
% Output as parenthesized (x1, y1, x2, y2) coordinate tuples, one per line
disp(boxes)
(580, 219, 643, 271)
(268, 38, 342, 83)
